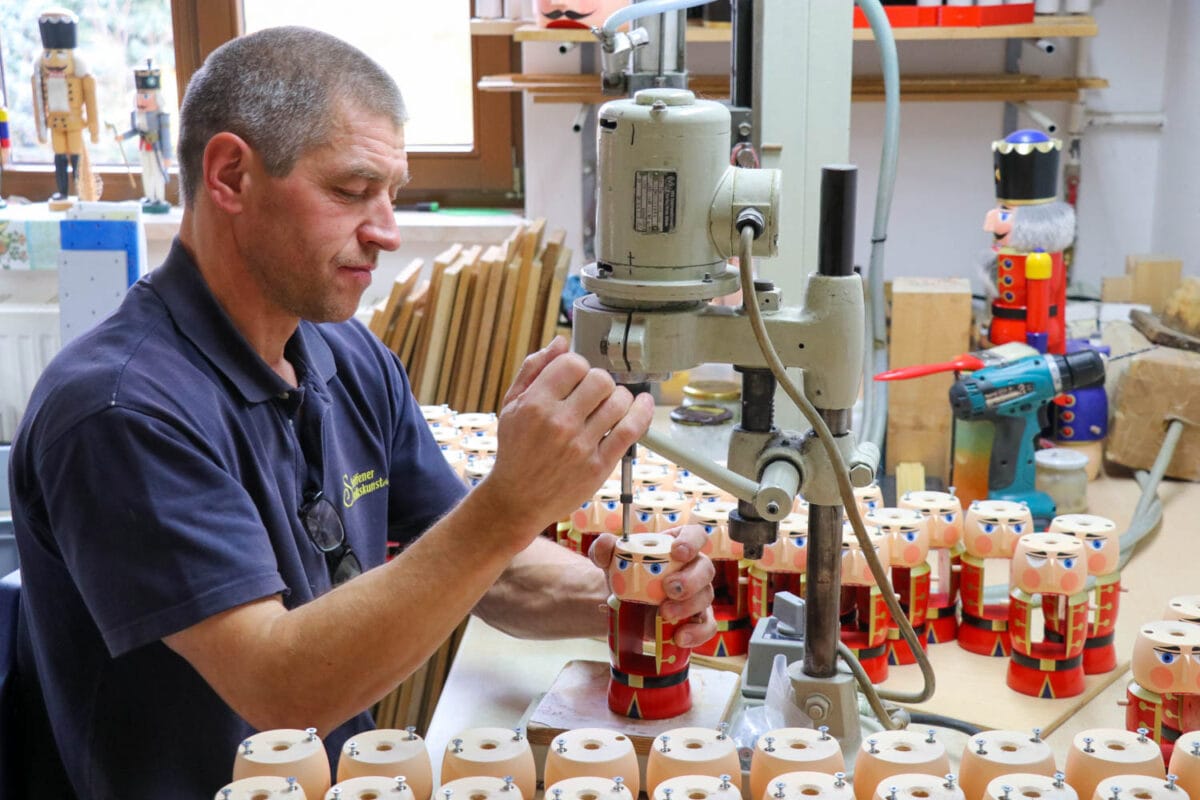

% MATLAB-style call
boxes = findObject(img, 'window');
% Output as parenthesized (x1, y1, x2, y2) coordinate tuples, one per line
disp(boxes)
(0, 1, 521, 205)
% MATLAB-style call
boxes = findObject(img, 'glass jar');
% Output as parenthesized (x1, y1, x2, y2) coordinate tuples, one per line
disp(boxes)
(1035, 447, 1089, 515)
(683, 380, 741, 424)
(669, 404, 734, 465)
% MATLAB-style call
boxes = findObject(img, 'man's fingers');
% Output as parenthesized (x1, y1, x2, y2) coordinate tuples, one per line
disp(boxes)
(502, 336, 568, 407)
(661, 583, 715, 626)
(667, 525, 708, 564)
(589, 533, 616, 570)
(597, 393, 655, 465)
(673, 608, 717, 649)
(583, 384, 634, 444)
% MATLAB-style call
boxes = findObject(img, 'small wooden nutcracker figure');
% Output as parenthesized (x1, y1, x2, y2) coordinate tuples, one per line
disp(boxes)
(1007, 532, 1088, 698)
(959, 499, 1032, 657)
(983, 129, 1075, 355)
(1125, 619, 1200, 760)
(747, 508, 807, 625)
(607, 533, 692, 719)
(568, 480, 622, 555)
(1045, 514, 1120, 675)
(689, 500, 751, 657)
(116, 59, 172, 213)
(536, 0, 632, 29)
(867, 507, 932, 665)
(899, 490, 964, 644)
(839, 524, 892, 683)
(0, 104, 10, 208)
(31, 7, 100, 205)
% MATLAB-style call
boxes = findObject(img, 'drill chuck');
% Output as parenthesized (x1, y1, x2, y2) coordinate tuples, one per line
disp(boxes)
(1056, 350, 1106, 393)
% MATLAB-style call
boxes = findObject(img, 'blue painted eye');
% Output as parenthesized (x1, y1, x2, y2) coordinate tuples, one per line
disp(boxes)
(605, 501, 619, 511)
(1062, 557, 1076, 570)
(903, 532, 918, 543)
(666, 512, 680, 523)
(638, 512, 652, 523)
(943, 513, 956, 523)
(647, 562, 665, 575)
(999, 210, 1012, 222)
(1012, 523, 1026, 534)
(617, 558, 631, 571)
(1090, 539, 1104, 550)
(1157, 651, 1177, 665)
(790, 534, 807, 546)
(704, 525, 716, 535)
(679, 469, 692, 477)
(982, 523, 997, 534)
(580, 501, 591, 509)
(866, 500, 879, 510)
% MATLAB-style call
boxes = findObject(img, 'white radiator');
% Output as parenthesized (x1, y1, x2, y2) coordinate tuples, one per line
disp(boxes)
(0, 297, 60, 443)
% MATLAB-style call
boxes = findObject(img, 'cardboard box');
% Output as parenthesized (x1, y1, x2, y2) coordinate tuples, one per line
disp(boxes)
(1107, 347, 1200, 480)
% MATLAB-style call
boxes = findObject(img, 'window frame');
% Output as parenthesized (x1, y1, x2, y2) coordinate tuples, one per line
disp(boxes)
(3, 0, 523, 207)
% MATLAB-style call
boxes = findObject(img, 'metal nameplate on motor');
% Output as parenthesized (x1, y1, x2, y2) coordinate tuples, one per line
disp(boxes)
(634, 170, 677, 234)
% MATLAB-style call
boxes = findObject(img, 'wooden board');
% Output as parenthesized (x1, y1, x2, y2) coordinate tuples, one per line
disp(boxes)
(540, 245, 572, 349)
(501, 220, 547, 393)
(454, 247, 500, 412)
(408, 244, 462, 393)
(1101, 275, 1135, 304)
(465, 247, 507, 413)
(440, 252, 480, 407)
(1127, 254, 1183, 315)
(482, 252, 523, 413)
(886, 277, 973, 482)
(372, 258, 423, 343)
(1130, 309, 1200, 353)
(394, 280, 429, 365)
(418, 259, 465, 404)
(528, 229, 566, 353)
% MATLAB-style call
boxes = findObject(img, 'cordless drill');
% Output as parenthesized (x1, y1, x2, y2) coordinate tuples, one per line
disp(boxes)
(948, 350, 1106, 523)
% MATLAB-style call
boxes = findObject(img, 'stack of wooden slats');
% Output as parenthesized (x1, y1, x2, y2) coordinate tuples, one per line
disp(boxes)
(367, 219, 571, 411)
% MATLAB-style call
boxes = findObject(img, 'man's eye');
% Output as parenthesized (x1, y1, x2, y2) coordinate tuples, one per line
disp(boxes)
(580, 501, 591, 509)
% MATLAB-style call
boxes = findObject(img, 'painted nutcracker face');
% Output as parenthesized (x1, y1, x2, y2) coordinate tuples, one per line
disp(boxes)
(631, 490, 689, 533)
(452, 412, 498, 436)
(1165, 595, 1200, 623)
(690, 501, 740, 560)
(572, 480, 623, 533)
(460, 435, 499, 462)
(759, 511, 807, 573)
(136, 90, 160, 112)
(866, 508, 930, 569)
(421, 404, 454, 426)
(840, 526, 890, 587)
(632, 463, 674, 492)
(39, 48, 76, 76)
(853, 484, 883, 518)
(899, 491, 962, 549)
(1010, 532, 1086, 596)
(1131, 620, 1200, 695)
(537, 0, 631, 29)
(464, 458, 494, 488)
(964, 500, 1032, 559)
(609, 533, 683, 604)
(676, 472, 730, 506)
(430, 425, 460, 451)
(984, 205, 1017, 248)
(1048, 514, 1119, 576)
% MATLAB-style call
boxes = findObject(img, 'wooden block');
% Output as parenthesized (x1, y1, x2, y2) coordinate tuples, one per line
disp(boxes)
(392, 280, 428, 363)
(408, 245, 462, 392)
(417, 259, 466, 405)
(528, 229, 566, 352)
(1109, 347, 1200, 480)
(540, 245, 572, 349)
(437, 246, 483, 405)
(482, 253, 523, 412)
(1101, 275, 1134, 304)
(895, 462, 927, 498)
(465, 247, 506, 413)
(1127, 254, 1183, 314)
(500, 221, 547, 392)
(886, 277, 973, 482)
(372, 258, 423, 343)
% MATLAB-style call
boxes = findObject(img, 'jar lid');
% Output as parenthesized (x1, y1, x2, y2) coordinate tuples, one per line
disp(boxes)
(1035, 447, 1089, 470)
(683, 380, 741, 402)
(670, 404, 733, 426)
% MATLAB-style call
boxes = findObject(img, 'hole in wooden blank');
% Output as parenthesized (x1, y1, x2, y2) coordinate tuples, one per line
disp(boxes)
(895, 744, 912, 752)
(581, 792, 598, 800)
(252, 793, 269, 800)
(1135, 793, 1152, 799)
(689, 793, 707, 800)
(1001, 745, 1018, 752)
(790, 742, 809, 750)
(377, 743, 393, 752)
(472, 793, 488, 800)
(912, 790, 930, 798)
(1022, 791, 1041, 798)
(802, 789, 820, 796)
(272, 744, 289, 752)
(364, 793, 380, 800)
(1107, 743, 1126, 751)
(686, 742, 703, 749)
(584, 741, 602, 750)
(616, 736, 627, 742)
(481, 742, 498, 750)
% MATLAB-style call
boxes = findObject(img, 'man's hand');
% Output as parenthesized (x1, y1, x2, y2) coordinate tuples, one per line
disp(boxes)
(589, 525, 718, 648)
(479, 337, 654, 536)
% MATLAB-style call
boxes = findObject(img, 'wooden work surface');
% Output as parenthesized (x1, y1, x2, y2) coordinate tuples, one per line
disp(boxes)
(425, 467, 1198, 782)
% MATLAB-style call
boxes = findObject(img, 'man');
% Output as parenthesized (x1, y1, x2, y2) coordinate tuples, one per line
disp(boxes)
(10, 27, 716, 798)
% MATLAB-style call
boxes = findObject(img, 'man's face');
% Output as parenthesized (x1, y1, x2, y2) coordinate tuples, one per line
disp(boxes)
(238, 102, 407, 324)
(840, 527, 890, 586)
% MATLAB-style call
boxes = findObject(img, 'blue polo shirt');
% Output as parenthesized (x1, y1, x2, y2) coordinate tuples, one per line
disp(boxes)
(9, 239, 468, 799)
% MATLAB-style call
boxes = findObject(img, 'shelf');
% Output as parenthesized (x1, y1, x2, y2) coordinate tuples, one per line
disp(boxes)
(505, 15, 1096, 43)
(479, 72, 1108, 105)
(470, 18, 524, 36)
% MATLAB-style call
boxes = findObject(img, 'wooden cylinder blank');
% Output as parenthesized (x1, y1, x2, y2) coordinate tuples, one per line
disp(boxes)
(544, 776, 636, 800)
(852, 731, 951, 800)
(337, 729, 433, 800)
(983, 773, 1078, 800)
(762, 771, 854, 800)
(440, 776, 524, 800)
(1169, 732, 1200, 800)
(750, 728, 845, 800)
(440, 729, 536, 800)
(958, 731, 1057, 800)
(1063, 730, 1165, 800)
(325, 775, 415, 799)
(652, 774, 742, 800)
(646, 728, 742, 796)
(870, 773, 965, 800)
(232, 728, 331, 800)
(1092, 775, 1190, 800)
(214, 775, 308, 799)
(543, 728, 640, 799)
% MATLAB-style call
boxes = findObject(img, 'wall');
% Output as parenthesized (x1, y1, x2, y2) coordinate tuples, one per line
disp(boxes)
(523, 2, 1193, 299)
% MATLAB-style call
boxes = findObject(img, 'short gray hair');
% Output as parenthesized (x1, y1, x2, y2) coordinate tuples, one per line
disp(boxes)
(178, 26, 408, 206)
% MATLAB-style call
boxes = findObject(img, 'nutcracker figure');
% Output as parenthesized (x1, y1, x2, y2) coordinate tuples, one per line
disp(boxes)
(1125, 619, 1200, 760)
(690, 500, 751, 657)
(983, 129, 1075, 355)
(631, 489, 689, 533)
(959, 500, 1032, 657)
(839, 524, 892, 683)
(747, 509, 807, 626)
(568, 480, 622, 555)
(867, 507, 931, 665)
(536, 0, 631, 29)
(116, 59, 172, 212)
(1046, 514, 1120, 674)
(31, 7, 100, 205)
(607, 533, 692, 719)
(0, 104, 11, 208)
(1007, 532, 1088, 698)
(899, 490, 964, 644)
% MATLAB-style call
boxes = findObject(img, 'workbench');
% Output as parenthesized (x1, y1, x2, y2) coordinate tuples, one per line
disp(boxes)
(423, 465, 1197, 787)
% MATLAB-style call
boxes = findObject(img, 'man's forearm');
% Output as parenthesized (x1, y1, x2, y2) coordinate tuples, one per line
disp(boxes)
(474, 535, 609, 639)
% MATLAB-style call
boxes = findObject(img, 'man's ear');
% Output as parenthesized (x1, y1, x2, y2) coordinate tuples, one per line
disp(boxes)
(202, 132, 255, 215)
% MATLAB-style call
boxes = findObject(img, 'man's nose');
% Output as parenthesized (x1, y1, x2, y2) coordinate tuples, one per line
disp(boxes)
(361, 197, 403, 252)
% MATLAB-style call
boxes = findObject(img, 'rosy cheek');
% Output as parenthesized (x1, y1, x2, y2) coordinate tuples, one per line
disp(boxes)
(700, 539, 714, 555)
(572, 511, 587, 528)
(633, 522, 649, 534)
(730, 542, 744, 558)
(1060, 572, 1082, 593)
(974, 536, 994, 556)
(604, 512, 621, 531)
(1149, 665, 1174, 692)
(1022, 568, 1041, 591)
(903, 544, 921, 564)
(861, 565, 873, 584)
(611, 572, 627, 595)
(645, 578, 667, 604)
(1088, 553, 1107, 573)
(792, 551, 807, 570)
(945, 525, 961, 544)
(761, 548, 776, 567)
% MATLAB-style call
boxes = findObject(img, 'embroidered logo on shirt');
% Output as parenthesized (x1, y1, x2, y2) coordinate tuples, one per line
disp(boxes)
(343, 469, 389, 508)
